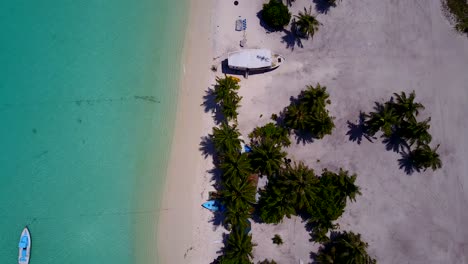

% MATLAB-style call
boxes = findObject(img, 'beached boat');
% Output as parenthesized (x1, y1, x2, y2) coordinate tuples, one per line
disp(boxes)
(202, 200, 224, 212)
(18, 227, 31, 264)
(227, 49, 285, 74)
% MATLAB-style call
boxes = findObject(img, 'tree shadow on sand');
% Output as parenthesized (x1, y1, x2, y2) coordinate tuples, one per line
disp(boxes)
(202, 87, 225, 124)
(382, 132, 409, 153)
(312, 0, 336, 14)
(293, 130, 315, 145)
(398, 151, 419, 175)
(347, 110, 418, 176)
(199, 135, 216, 158)
(346, 112, 374, 144)
(281, 20, 304, 50)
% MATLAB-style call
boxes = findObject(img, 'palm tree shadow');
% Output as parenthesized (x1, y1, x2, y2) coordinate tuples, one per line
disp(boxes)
(202, 87, 225, 124)
(346, 112, 374, 144)
(312, 0, 335, 14)
(382, 132, 409, 153)
(294, 130, 315, 145)
(398, 151, 419, 175)
(209, 211, 226, 229)
(199, 135, 215, 158)
(281, 20, 303, 50)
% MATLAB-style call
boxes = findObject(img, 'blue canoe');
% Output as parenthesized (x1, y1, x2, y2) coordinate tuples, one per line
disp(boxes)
(202, 200, 224, 212)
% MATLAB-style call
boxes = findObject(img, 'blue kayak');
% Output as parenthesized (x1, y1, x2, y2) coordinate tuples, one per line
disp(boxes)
(202, 200, 224, 212)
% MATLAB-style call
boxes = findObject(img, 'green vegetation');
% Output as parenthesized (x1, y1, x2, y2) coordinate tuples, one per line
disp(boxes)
(209, 76, 256, 264)
(219, 230, 255, 264)
(212, 123, 241, 155)
(315, 231, 376, 264)
(261, 0, 292, 30)
(409, 144, 442, 172)
(445, 0, 468, 33)
(258, 162, 360, 242)
(283, 84, 335, 138)
(294, 7, 321, 39)
(220, 152, 252, 183)
(220, 177, 256, 211)
(249, 122, 291, 147)
(272, 234, 283, 245)
(214, 75, 242, 121)
(250, 140, 286, 176)
(207, 74, 373, 262)
(363, 91, 442, 172)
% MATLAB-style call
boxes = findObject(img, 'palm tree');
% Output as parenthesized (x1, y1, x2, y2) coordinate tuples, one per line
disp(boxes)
(214, 75, 240, 104)
(224, 205, 251, 231)
(315, 231, 377, 264)
(364, 102, 398, 137)
(277, 162, 318, 211)
(399, 118, 432, 146)
(220, 230, 255, 264)
(220, 152, 252, 182)
(300, 83, 329, 111)
(220, 91, 242, 122)
(409, 144, 442, 171)
(250, 140, 286, 176)
(321, 169, 361, 202)
(212, 123, 241, 155)
(258, 186, 296, 224)
(249, 122, 291, 147)
(393, 91, 424, 122)
(308, 110, 335, 139)
(284, 103, 309, 131)
(294, 7, 321, 39)
(220, 177, 256, 211)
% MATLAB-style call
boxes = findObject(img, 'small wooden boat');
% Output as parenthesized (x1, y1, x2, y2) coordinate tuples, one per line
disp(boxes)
(18, 227, 31, 264)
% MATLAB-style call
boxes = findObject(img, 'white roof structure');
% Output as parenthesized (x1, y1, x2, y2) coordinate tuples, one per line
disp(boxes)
(228, 49, 272, 70)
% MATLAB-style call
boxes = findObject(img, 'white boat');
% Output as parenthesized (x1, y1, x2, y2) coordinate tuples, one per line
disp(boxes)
(18, 227, 31, 264)
(227, 49, 285, 72)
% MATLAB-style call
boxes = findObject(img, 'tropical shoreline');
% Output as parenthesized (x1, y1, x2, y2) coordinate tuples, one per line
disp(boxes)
(156, 0, 215, 263)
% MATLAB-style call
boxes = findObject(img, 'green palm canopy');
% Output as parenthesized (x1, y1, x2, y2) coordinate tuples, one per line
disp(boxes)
(212, 123, 241, 155)
(294, 7, 321, 39)
(316, 231, 376, 264)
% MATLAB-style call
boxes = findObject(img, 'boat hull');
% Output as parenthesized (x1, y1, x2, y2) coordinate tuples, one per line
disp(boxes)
(18, 227, 31, 264)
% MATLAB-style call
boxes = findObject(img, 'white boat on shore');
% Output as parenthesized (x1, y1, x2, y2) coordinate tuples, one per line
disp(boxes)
(18, 227, 31, 264)
(227, 49, 284, 77)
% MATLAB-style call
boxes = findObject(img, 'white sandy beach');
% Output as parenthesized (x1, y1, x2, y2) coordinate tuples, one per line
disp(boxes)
(159, 0, 468, 263)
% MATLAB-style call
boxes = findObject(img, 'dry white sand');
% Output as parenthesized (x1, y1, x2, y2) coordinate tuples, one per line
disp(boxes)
(159, 0, 468, 263)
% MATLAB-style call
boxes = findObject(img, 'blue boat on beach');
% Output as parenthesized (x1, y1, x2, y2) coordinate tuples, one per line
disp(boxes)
(202, 200, 224, 212)
(18, 227, 31, 264)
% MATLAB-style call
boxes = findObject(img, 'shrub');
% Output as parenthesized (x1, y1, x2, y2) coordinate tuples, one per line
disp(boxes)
(272, 234, 283, 245)
(261, 0, 291, 30)
(445, 0, 468, 33)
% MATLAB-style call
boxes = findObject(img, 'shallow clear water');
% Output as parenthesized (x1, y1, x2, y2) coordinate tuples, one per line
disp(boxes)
(0, 1, 187, 263)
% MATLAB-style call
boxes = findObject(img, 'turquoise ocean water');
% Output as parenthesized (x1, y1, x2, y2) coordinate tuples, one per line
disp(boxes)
(0, 1, 187, 263)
